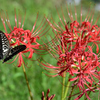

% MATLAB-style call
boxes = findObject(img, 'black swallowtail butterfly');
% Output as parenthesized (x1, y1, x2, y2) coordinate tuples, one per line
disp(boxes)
(0, 31, 26, 63)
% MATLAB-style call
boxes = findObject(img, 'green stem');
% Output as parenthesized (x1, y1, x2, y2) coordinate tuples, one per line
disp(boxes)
(22, 63, 33, 100)
(61, 72, 66, 100)
(63, 75, 71, 99)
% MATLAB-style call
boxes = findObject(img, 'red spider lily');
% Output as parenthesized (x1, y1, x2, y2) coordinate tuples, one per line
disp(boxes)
(45, 4, 100, 53)
(0, 10, 49, 67)
(41, 89, 55, 100)
(40, 4, 100, 99)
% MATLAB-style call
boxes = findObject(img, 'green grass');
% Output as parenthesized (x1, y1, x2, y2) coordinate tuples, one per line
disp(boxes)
(0, 0, 99, 100)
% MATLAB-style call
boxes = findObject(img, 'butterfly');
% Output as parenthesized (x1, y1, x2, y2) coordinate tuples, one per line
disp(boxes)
(0, 31, 26, 63)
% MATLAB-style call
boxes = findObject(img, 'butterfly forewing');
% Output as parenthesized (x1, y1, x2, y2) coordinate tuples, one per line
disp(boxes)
(0, 31, 10, 60)
(3, 45, 26, 63)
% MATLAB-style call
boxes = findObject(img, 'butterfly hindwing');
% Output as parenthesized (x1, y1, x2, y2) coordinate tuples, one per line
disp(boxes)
(3, 45, 26, 63)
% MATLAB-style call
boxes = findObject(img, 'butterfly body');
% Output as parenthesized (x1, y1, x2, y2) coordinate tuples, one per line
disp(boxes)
(0, 31, 26, 62)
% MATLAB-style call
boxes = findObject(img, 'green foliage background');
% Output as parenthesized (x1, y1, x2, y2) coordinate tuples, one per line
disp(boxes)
(0, 0, 99, 100)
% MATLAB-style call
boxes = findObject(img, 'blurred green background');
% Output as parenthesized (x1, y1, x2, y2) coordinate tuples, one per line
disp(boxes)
(0, 0, 100, 100)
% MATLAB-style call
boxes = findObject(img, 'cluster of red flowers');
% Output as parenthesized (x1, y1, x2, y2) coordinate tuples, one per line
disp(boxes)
(40, 5, 100, 99)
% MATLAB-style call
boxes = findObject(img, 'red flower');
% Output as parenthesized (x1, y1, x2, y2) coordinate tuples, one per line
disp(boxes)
(41, 4, 100, 99)
(0, 10, 48, 67)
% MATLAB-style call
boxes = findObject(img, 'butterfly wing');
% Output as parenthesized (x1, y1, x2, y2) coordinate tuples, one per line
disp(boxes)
(0, 31, 10, 60)
(3, 45, 26, 62)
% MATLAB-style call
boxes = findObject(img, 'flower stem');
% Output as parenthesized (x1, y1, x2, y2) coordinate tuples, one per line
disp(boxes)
(63, 75, 71, 99)
(22, 62, 33, 100)
(61, 72, 66, 100)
